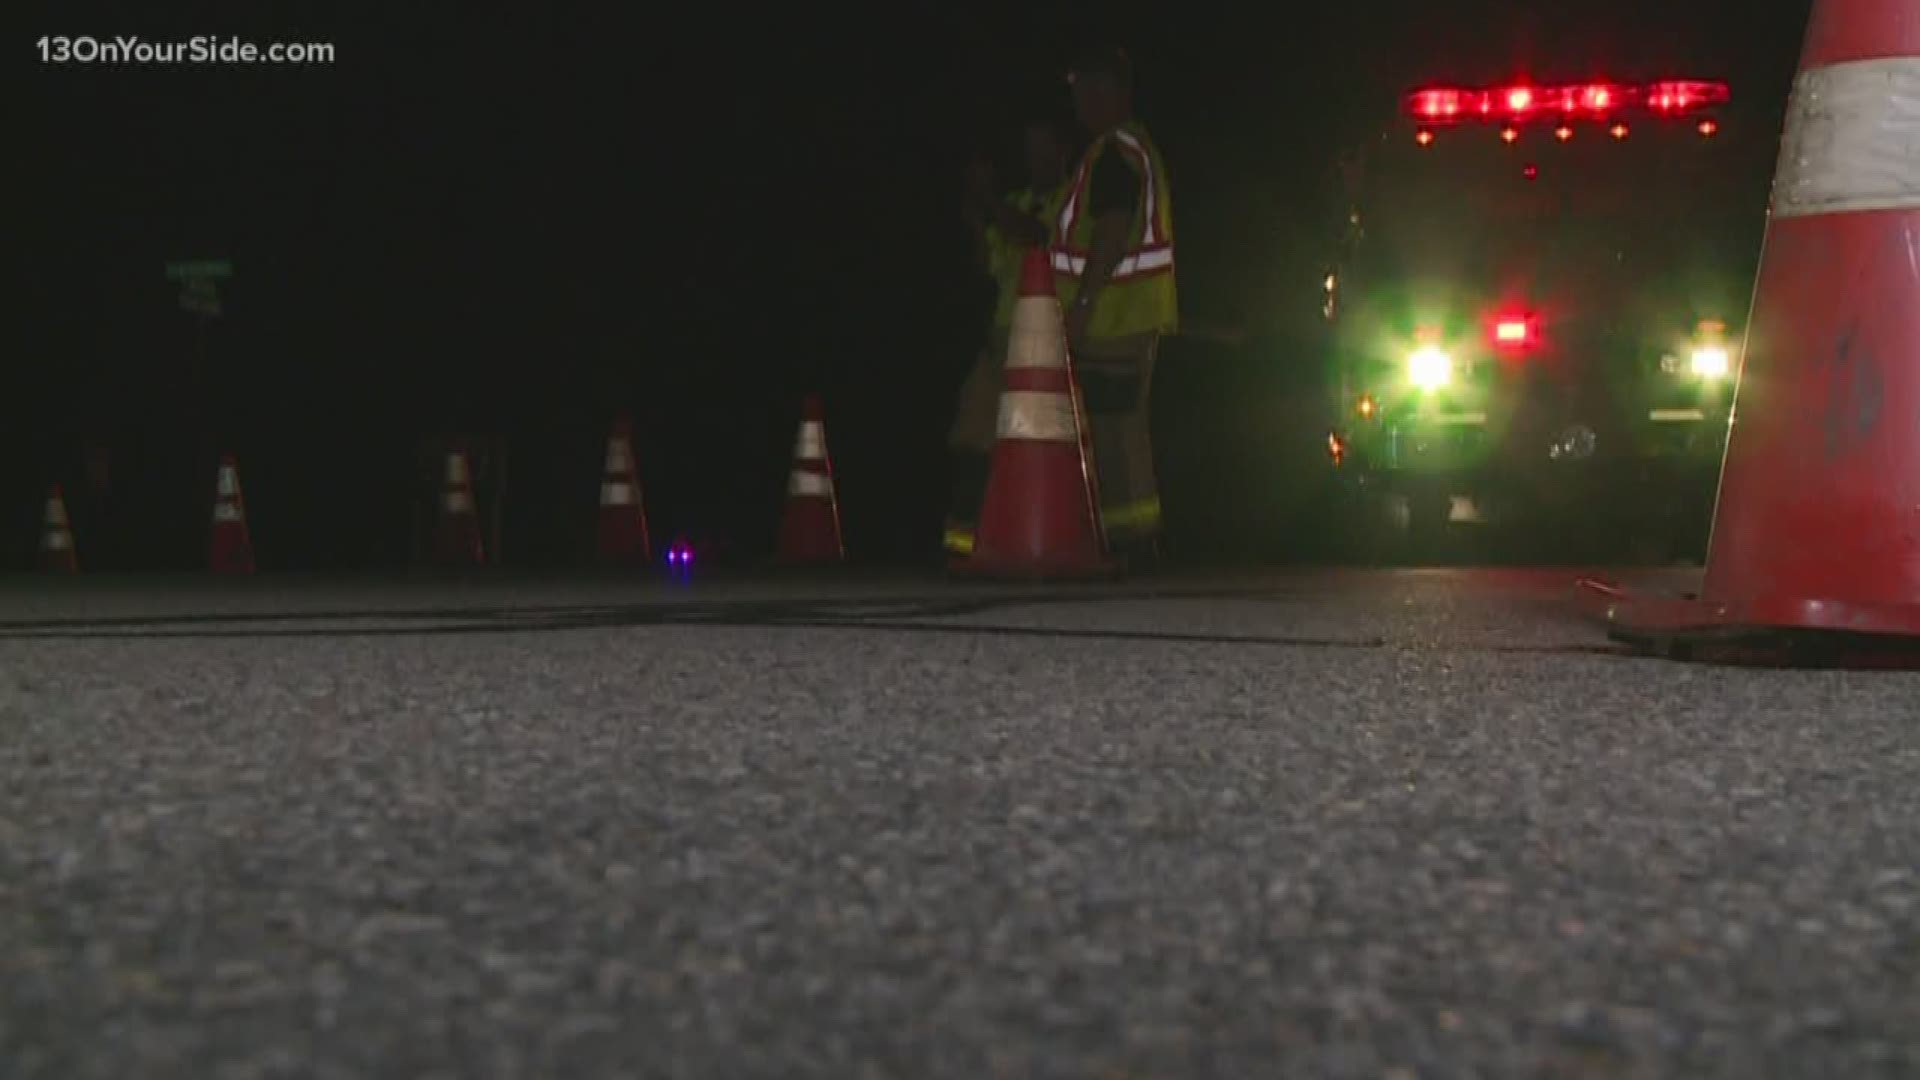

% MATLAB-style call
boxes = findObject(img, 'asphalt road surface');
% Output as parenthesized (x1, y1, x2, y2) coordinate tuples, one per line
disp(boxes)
(3, 569, 1917, 1078)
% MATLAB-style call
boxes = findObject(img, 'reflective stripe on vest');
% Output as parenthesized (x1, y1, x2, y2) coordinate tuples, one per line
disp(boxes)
(1049, 245, 1175, 278)
(1052, 127, 1175, 282)
(1101, 495, 1163, 534)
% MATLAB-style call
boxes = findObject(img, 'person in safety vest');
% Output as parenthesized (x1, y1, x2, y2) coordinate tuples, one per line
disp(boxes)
(1056, 42, 1177, 564)
(946, 117, 1072, 557)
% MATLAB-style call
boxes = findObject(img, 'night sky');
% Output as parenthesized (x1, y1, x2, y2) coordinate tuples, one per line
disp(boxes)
(18, 2, 1812, 569)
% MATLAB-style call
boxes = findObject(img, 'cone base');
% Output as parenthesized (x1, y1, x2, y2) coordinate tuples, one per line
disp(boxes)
(1590, 580, 1920, 667)
(777, 501, 843, 565)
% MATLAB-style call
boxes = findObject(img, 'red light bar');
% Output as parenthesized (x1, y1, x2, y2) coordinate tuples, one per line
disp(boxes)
(1403, 79, 1727, 123)
(1576, 83, 1632, 112)
(1407, 88, 1484, 122)
(1646, 80, 1730, 113)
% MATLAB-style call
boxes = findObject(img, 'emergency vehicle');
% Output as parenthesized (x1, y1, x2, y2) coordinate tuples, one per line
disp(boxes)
(1322, 76, 1768, 556)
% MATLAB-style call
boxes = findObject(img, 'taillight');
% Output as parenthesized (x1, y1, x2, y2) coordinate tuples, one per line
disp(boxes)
(1492, 314, 1539, 350)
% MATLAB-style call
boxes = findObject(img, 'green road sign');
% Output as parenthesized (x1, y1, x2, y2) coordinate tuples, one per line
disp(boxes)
(165, 259, 233, 281)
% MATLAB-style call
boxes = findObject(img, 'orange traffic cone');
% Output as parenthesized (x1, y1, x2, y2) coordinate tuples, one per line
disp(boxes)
(776, 394, 845, 563)
(433, 443, 486, 567)
(1591, 0, 1920, 658)
(38, 484, 77, 574)
(952, 249, 1118, 580)
(597, 413, 651, 565)
(208, 454, 255, 574)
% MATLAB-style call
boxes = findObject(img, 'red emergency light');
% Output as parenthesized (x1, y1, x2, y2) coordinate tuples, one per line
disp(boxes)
(1404, 78, 1728, 124)
(1407, 88, 1484, 122)
(1647, 80, 1731, 114)
(1573, 83, 1632, 112)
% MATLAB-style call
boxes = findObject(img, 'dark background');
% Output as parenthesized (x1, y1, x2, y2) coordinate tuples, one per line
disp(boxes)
(16, 1, 1812, 571)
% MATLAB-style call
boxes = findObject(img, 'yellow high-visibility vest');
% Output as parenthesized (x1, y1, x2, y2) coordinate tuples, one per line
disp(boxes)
(989, 184, 1068, 330)
(1051, 121, 1179, 340)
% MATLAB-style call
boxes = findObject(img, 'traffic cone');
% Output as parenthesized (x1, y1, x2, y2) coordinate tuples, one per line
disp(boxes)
(208, 454, 255, 574)
(776, 394, 845, 563)
(597, 413, 651, 565)
(38, 484, 77, 574)
(1589, 0, 1920, 659)
(952, 249, 1118, 580)
(433, 443, 486, 567)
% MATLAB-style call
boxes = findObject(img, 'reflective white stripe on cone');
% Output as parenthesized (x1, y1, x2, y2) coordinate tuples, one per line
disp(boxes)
(214, 504, 245, 523)
(996, 391, 1078, 442)
(1773, 58, 1920, 218)
(794, 421, 827, 461)
(789, 470, 834, 497)
(601, 481, 636, 507)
